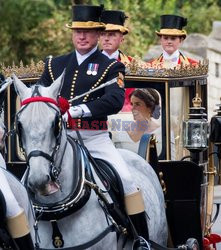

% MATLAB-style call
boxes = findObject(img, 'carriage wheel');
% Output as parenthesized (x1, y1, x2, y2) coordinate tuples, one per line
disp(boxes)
(185, 238, 200, 250)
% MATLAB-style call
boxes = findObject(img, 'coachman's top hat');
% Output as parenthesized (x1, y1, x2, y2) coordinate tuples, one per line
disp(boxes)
(101, 10, 129, 35)
(66, 5, 105, 30)
(156, 14, 187, 38)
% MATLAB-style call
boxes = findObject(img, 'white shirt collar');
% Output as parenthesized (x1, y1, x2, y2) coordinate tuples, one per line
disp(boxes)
(102, 50, 119, 60)
(163, 50, 180, 61)
(75, 46, 98, 65)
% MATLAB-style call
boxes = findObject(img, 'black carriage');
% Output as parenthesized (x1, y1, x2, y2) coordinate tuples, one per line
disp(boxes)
(1, 59, 220, 249)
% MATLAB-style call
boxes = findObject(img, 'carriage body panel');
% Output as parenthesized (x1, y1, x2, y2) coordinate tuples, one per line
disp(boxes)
(2, 60, 219, 249)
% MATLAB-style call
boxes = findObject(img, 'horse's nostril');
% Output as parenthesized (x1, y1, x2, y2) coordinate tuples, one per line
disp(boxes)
(28, 174, 50, 192)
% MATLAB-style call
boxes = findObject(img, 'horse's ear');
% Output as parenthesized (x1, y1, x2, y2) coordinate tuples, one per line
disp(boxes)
(0, 77, 13, 93)
(50, 70, 65, 98)
(12, 74, 30, 100)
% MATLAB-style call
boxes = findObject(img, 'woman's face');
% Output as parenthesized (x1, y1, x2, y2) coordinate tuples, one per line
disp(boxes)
(130, 95, 151, 121)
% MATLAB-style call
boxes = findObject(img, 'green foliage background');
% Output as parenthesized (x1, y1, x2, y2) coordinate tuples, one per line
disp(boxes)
(0, 0, 221, 65)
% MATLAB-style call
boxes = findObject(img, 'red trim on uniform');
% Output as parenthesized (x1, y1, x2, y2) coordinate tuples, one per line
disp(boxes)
(21, 97, 58, 107)
(178, 57, 198, 65)
(118, 54, 134, 111)
(187, 58, 198, 65)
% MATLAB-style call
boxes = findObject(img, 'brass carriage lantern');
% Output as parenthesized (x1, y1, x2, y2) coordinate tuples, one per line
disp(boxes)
(183, 94, 208, 151)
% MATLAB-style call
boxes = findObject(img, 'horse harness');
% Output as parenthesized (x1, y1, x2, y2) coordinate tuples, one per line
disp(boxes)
(4, 87, 195, 250)
(15, 88, 129, 249)
(16, 85, 63, 183)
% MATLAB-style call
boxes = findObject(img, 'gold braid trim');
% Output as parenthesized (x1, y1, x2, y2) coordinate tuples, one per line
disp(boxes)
(119, 51, 131, 65)
(151, 54, 163, 65)
(83, 60, 118, 102)
(48, 55, 55, 82)
(179, 53, 191, 66)
(151, 53, 190, 67)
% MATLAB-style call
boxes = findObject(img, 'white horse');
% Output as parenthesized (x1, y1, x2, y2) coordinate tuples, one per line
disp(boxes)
(12, 73, 168, 249)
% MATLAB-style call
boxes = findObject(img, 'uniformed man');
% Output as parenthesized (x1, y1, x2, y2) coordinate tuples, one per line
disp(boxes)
(40, 4, 149, 248)
(150, 14, 197, 68)
(99, 10, 131, 63)
(150, 15, 198, 160)
(99, 10, 134, 111)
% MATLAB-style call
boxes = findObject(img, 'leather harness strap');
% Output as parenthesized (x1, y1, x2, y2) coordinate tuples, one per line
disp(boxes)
(35, 224, 117, 250)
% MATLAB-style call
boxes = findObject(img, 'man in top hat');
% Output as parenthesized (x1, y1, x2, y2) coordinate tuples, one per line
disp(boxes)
(150, 14, 197, 68)
(40, 5, 149, 248)
(99, 10, 134, 111)
(151, 15, 198, 161)
(99, 10, 131, 63)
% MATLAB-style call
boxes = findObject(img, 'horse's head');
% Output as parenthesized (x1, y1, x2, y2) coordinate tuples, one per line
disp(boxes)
(12, 72, 65, 196)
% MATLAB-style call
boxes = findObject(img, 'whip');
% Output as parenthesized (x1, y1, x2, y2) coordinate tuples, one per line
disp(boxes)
(68, 76, 122, 103)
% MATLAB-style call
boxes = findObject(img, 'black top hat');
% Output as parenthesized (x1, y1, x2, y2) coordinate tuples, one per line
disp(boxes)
(66, 5, 105, 30)
(156, 14, 187, 37)
(100, 10, 129, 35)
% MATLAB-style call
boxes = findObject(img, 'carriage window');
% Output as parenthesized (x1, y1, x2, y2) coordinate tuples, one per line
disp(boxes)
(170, 87, 189, 160)
(108, 88, 162, 156)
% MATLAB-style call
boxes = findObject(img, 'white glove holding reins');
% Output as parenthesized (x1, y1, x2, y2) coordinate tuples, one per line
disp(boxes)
(62, 106, 83, 122)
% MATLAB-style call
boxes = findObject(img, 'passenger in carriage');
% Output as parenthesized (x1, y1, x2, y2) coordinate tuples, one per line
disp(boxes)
(150, 14, 198, 68)
(40, 4, 149, 248)
(112, 88, 161, 154)
(128, 88, 161, 143)
(0, 168, 34, 249)
(99, 10, 134, 111)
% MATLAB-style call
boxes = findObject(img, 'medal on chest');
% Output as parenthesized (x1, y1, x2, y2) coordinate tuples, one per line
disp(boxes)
(87, 63, 99, 76)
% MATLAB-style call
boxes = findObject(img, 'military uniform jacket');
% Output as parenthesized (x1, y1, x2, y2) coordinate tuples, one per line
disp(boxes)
(40, 49, 125, 130)
(150, 51, 198, 67)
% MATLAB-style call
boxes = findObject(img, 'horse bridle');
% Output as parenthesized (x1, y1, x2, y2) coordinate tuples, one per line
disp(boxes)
(15, 86, 63, 182)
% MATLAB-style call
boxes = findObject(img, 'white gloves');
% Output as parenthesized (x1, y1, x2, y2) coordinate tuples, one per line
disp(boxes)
(69, 106, 83, 118)
(62, 106, 83, 122)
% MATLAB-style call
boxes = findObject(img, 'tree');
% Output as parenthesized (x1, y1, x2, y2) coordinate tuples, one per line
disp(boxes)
(0, 0, 57, 64)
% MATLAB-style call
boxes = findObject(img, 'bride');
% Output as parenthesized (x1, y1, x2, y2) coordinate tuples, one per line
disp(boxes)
(110, 88, 162, 154)
(127, 88, 161, 142)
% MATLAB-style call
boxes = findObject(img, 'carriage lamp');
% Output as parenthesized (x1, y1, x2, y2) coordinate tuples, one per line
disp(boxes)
(183, 94, 208, 151)
(209, 97, 221, 145)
